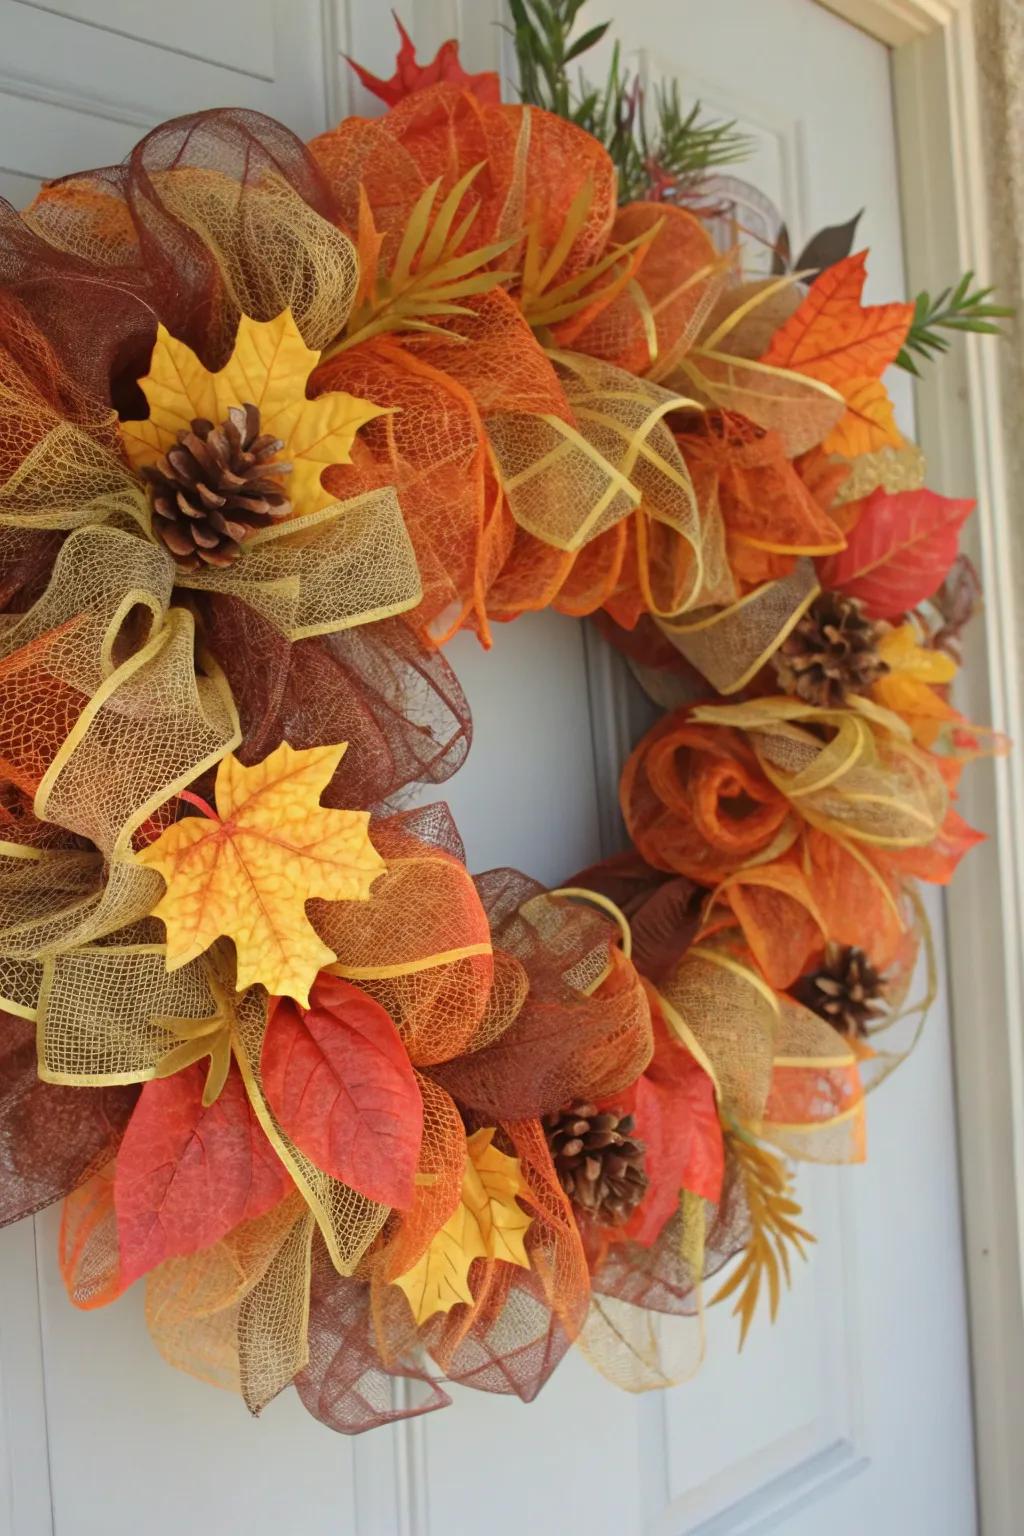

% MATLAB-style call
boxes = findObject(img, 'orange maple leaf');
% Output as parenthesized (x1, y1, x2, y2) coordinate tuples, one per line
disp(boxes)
(136, 742, 385, 1006)
(823, 376, 904, 457)
(761, 252, 913, 387)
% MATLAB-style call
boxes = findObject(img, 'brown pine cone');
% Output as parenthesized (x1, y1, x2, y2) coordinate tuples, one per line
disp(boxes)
(774, 592, 888, 708)
(795, 943, 886, 1037)
(543, 1101, 648, 1225)
(142, 403, 292, 570)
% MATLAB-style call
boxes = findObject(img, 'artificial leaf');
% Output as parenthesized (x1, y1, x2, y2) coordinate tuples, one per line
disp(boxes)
(817, 486, 975, 618)
(871, 671, 957, 746)
(337, 168, 517, 351)
(120, 310, 385, 517)
(262, 973, 423, 1208)
(618, 990, 724, 1246)
(711, 1131, 813, 1348)
(114, 1061, 293, 1286)
(391, 1127, 533, 1323)
(794, 211, 863, 281)
(760, 251, 913, 387)
(822, 375, 903, 457)
(878, 805, 984, 885)
(346, 14, 500, 106)
(927, 553, 983, 662)
(136, 742, 385, 1006)
(879, 623, 957, 684)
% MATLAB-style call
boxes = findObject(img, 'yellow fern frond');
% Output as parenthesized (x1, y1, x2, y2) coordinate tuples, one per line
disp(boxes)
(711, 1130, 815, 1348)
(330, 164, 517, 355)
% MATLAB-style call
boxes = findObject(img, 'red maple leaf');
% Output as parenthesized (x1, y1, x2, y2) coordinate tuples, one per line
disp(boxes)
(262, 973, 423, 1209)
(347, 13, 501, 107)
(816, 485, 974, 618)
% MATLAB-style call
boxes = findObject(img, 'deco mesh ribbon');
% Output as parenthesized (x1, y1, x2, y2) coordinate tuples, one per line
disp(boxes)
(0, 19, 1005, 1431)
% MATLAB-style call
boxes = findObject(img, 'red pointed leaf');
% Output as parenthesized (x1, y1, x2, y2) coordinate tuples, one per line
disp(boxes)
(262, 974, 423, 1209)
(347, 15, 500, 106)
(615, 1000, 724, 1246)
(879, 806, 985, 885)
(114, 1062, 291, 1286)
(816, 486, 974, 618)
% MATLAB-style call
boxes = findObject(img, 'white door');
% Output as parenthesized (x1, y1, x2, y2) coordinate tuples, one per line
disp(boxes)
(0, 2, 976, 1533)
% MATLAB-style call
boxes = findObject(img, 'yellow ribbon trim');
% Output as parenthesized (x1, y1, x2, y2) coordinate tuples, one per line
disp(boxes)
(328, 942, 492, 981)
(655, 988, 723, 1102)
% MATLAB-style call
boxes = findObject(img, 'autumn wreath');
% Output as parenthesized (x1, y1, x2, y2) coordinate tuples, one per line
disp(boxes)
(0, 7, 1008, 1430)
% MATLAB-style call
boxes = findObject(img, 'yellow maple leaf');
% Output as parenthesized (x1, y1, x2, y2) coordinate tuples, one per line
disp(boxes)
(824, 375, 904, 458)
(877, 622, 958, 684)
(136, 741, 385, 1006)
(120, 309, 386, 518)
(392, 1128, 533, 1324)
(871, 624, 958, 746)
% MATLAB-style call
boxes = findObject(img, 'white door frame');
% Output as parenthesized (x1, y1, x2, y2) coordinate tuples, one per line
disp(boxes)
(822, 4, 1023, 1532)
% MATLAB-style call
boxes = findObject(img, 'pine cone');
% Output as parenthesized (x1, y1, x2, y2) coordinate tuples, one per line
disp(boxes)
(543, 1101, 648, 1225)
(774, 592, 888, 708)
(142, 403, 292, 570)
(795, 943, 886, 1037)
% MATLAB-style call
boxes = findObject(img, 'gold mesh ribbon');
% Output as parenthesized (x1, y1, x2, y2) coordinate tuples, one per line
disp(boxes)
(579, 1293, 704, 1392)
(689, 697, 949, 849)
(657, 559, 820, 694)
(176, 488, 422, 639)
(145, 1193, 311, 1404)
(150, 166, 359, 354)
(488, 350, 724, 615)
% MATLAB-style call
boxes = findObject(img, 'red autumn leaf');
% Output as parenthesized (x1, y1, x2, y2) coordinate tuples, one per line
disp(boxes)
(761, 252, 913, 387)
(816, 486, 975, 618)
(878, 806, 985, 885)
(114, 1062, 291, 1286)
(347, 13, 500, 107)
(262, 973, 423, 1209)
(614, 996, 724, 1246)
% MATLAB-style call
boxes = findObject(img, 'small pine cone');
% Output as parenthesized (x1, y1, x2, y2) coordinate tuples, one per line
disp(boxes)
(543, 1101, 648, 1226)
(795, 943, 887, 1037)
(142, 403, 292, 570)
(774, 592, 888, 708)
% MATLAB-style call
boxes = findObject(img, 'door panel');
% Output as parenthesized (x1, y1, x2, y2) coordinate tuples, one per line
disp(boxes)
(0, 2, 975, 1533)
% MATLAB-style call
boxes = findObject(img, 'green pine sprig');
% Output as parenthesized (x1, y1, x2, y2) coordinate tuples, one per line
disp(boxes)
(896, 270, 1013, 376)
(505, 0, 750, 204)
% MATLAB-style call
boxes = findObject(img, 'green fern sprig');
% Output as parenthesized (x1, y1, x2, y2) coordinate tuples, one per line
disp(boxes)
(506, 0, 749, 204)
(897, 270, 1013, 376)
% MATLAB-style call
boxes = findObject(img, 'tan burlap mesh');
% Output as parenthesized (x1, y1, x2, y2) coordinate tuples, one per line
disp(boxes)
(579, 1294, 704, 1392)
(150, 165, 358, 354)
(658, 559, 820, 694)
(146, 1193, 307, 1396)
(489, 352, 698, 549)
(659, 939, 778, 1124)
(177, 489, 422, 641)
(238, 1207, 315, 1413)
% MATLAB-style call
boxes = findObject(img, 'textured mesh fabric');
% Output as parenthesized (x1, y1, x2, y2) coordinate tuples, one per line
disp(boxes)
(18, 108, 355, 391)
(690, 699, 950, 849)
(0, 1009, 137, 1225)
(621, 712, 793, 882)
(309, 87, 615, 296)
(297, 1238, 451, 1433)
(200, 597, 471, 811)
(657, 559, 819, 695)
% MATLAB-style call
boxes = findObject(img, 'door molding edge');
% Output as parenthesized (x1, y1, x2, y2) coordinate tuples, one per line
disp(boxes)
(892, 11, 1024, 1533)
(812, 0, 967, 47)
